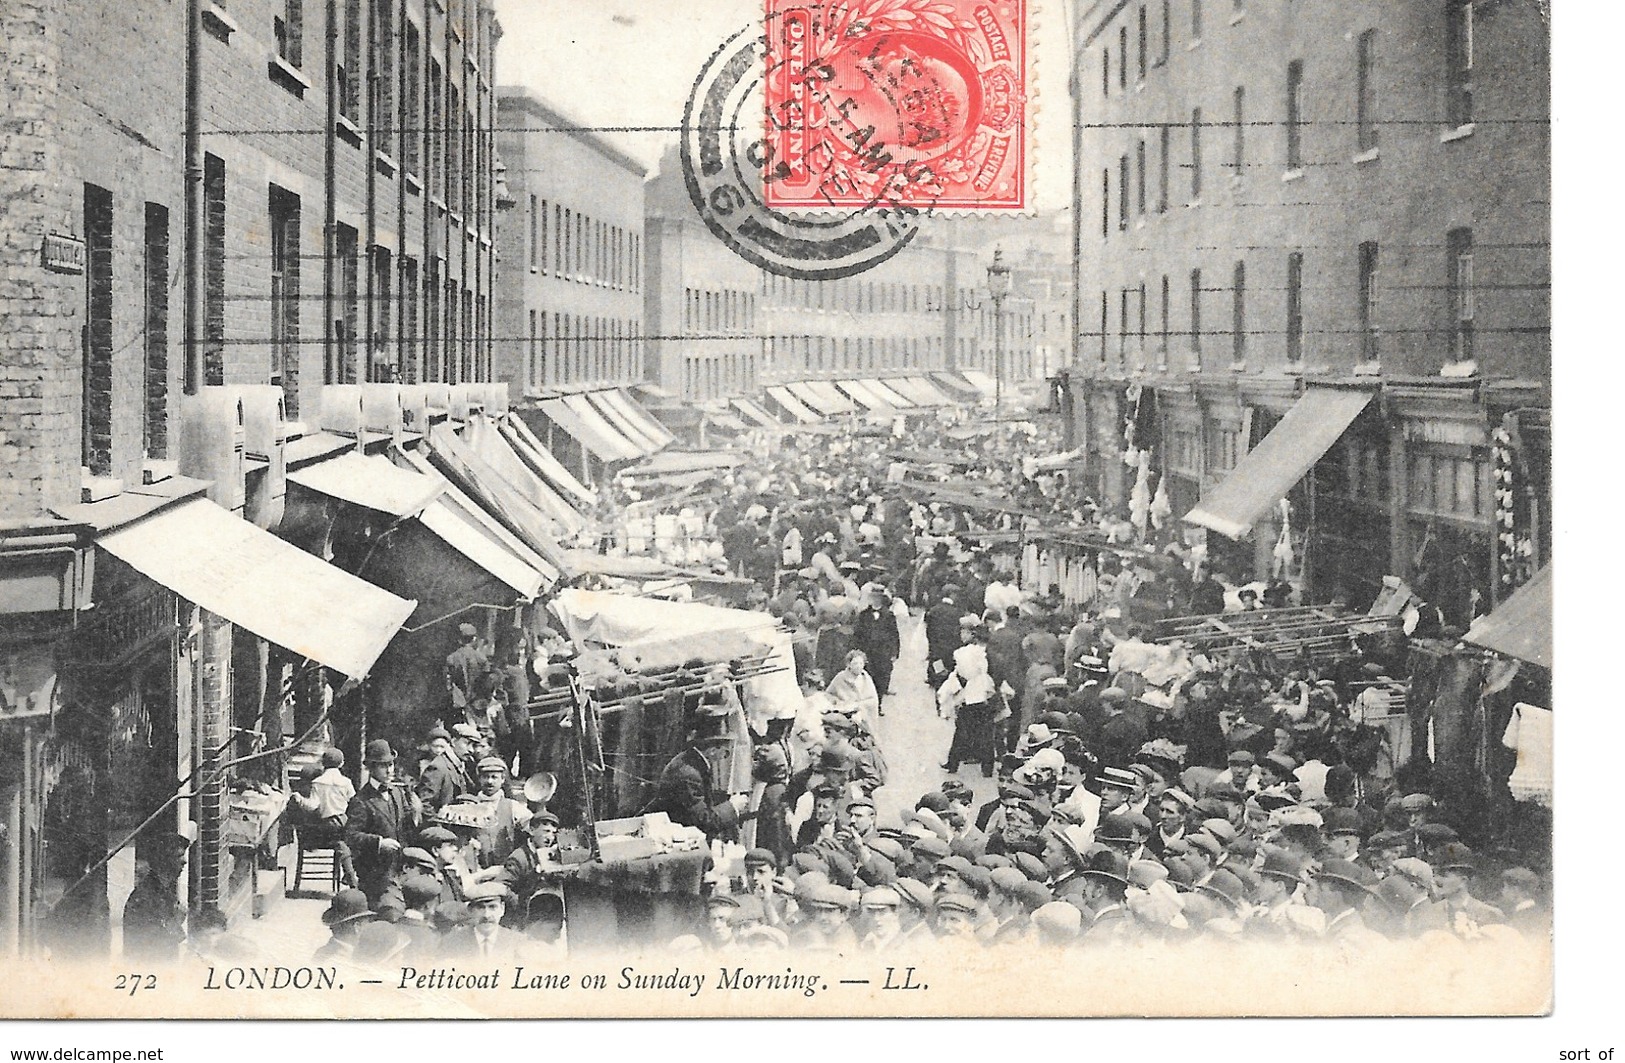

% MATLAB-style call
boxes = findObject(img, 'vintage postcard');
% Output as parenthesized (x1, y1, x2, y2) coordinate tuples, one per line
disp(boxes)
(0, 0, 1553, 1022)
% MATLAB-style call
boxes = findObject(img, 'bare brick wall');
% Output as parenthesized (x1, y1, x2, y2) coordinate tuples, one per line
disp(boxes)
(0, 0, 84, 518)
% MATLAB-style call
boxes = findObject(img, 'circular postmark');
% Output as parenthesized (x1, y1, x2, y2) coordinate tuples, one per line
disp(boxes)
(681, 20, 932, 280)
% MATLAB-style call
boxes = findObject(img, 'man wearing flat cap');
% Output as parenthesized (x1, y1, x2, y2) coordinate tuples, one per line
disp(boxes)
(417, 724, 475, 814)
(858, 888, 908, 951)
(1430, 844, 1505, 933)
(440, 882, 530, 960)
(347, 739, 422, 909)
(445, 622, 489, 717)
(122, 831, 193, 962)
(644, 701, 754, 843)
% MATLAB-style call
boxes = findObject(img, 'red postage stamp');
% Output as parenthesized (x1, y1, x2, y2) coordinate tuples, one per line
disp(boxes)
(762, 0, 1028, 211)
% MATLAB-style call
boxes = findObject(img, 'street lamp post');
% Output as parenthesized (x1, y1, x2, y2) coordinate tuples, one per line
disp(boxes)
(987, 248, 1012, 416)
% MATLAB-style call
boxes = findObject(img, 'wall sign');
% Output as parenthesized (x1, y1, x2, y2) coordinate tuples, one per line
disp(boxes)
(42, 232, 86, 275)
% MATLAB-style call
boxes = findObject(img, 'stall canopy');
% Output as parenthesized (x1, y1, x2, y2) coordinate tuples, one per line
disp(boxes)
(584, 390, 663, 455)
(1184, 387, 1375, 539)
(98, 498, 415, 678)
(929, 371, 985, 403)
(786, 380, 853, 417)
(535, 394, 643, 463)
(1464, 566, 1552, 670)
(463, 416, 586, 532)
(836, 379, 897, 414)
(286, 451, 444, 517)
(622, 450, 746, 478)
(957, 370, 1000, 401)
(764, 385, 821, 423)
(596, 388, 676, 449)
(498, 414, 596, 507)
(865, 378, 915, 409)
(731, 397, 780, 427)
(394, 447, 558, 587)
(551, 589, 801, 721)
(884, 376, 950, 407)
(423, 423, 571, 574)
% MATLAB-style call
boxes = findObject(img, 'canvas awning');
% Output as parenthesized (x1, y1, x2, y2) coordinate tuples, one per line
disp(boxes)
(785, 380, 851, 417)
(97, 499, 415, 678)
(498, 414, 596, 507)
(535, 395, 643, 463)
(887, 376, 953, 406)
(463, 416, 585, 532)
(622, 450, 745, 478)
(958, 370, 1000, 401)
(393, 447, 560, 585)
(596, 388, 676, 449)
(865, 378, 915, 409)
(583, 390, 662, 455)
(929, 371, 983, 402)
(286, 451, 444, 517)
(837, 379, 897, 414)
(423, 424, 570, 573)
(731, 396, 780, 427)
(1464, 566, 1552, 669)
(418, 500, 546, 599)
(765, 386, 821, 423)
(1184, 388, 1375, 539)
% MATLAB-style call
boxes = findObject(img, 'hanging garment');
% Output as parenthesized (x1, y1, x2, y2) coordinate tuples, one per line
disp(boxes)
(1501, 702, 1553, 807)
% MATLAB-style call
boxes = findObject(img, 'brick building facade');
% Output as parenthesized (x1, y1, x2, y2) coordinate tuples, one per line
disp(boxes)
(0, 0, 502, 957)
(1068, 0, 1550, 617)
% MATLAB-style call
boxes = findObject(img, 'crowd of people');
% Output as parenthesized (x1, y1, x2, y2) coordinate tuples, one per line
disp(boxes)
(138, 410, 1546, 966)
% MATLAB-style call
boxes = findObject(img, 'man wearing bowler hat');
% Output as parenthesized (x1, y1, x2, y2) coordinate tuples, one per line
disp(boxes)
(347, 739, 422, 909)
(644, 701, 753, 842)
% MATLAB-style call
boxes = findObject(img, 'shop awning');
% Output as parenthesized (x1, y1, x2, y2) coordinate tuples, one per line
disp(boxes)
(765, 385, 821, 423)
(423, 424, 570, 574)
(286, 451, 444, 517)
(958, 370, 1000, 401)
(1464, 566, 1552, 669)
(585, 390, 663, 455)
(419, 500, 546, 599)
(98, 499, 415, 678)
(731, 396, 780, 427)
(1184, 387, 1375, 539)
(887, 376, 953, 406)
(929, 371, 984, 402)
(393, 448, 560, 585)
(836, 379, 897, 414)
(622, 450, 746, 478)
(498, 414, 596, 507)
(535, 395, 643, 463)
(784, 380, 846, 417)
(596, 388, 677, 449)
(463, 416, 586, 532)
(865, 378, 915, 409)
(706, 412, 749, 432)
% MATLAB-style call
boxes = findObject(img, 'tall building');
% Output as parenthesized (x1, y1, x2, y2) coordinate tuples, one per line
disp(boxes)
(1069, 0, 1549, 618)
(493, 87, 648, 401)
(0, 0, 502, 956)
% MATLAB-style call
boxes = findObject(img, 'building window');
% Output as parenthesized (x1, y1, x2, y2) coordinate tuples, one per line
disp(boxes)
(1286, 251, 1304, 363)
(1138, 5, 1148, 80)
(1119, 289, 1130, 361)
(333, 224, 358, 384)
(339, 0, 361, 119)
(403, 22, 420, 174)
(1448, 227, 1474, 362)
(203, 153, 226, 386)
(1231, 259, 1246, 363)
(426, 59, 442, 198)
(1159, 274, 1171, 364)
(1102, 46, 1110, 97)
(83, 184, 114, 475)
(369, 246, 392, 380)
(1231, 86, 1245, 178)
(447, 85, 461, 210)
(1158, 124, 1170, 212)
(1356, 29, 1379, 151)
(1099, 290, 1109, 363)
(401, 256, 417, 383)
(1358, 241, 1380, 361)
(424, 258, 441, 381)
(269, 187, 300, 417)
(1136, 138, 1147, 214)
(1446, 1, 1474, 128)
(1138, 281, 1148, 351)
(276, 0, 303, 67)
(1207, 422, 1240, 474)
(1159, 0, 1172, 63)
(1285, 59, 1305, 171)
(1191, 0, 1203, 41)
(1119, 26, 1128, 89)
(143, 203, 171, 457)
(1101, 169, 1111, 237)
(371, 0, 394, 156)
(1189, 268, 1203, 367)
(1119, 153, 1130, 229)
(1189, 107, 1202, 199)
(1409, 450, 1490, 521)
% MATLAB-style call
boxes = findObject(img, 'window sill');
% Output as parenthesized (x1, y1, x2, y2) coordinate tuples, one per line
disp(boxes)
(202, 3, 238, 43)
(431, 196, 447, 216)
(1228, 361, 1247, 373)
(1228, 9, 1245, 24)
(1136, 81, 1146, 94)
(1352, 146, 1380, 164)
(1281, 168, 1305, 183)
(268, 55, 310, 97)
(404, 172, 422, 195)
(1187, 38, 1202, 50)
(1352, 360, 1383, 377)
(335, 113, 364, 148)
(1440, 123, 1476, 143)
(375, 151, 398, 178)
